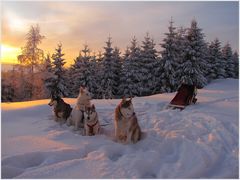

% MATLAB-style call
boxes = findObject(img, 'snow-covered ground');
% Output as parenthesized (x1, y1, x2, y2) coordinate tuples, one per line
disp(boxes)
(1, 79, 239, 178)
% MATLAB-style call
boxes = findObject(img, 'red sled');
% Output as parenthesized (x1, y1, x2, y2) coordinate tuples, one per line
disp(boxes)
(168, 84, 197, 110)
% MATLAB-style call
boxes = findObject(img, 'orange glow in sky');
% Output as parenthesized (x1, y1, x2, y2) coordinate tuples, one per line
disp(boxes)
(0, 44, 21, 64)
(1, 1, 238, 68)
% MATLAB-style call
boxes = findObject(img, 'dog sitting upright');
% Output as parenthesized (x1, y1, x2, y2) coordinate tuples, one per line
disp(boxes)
(114, 97, 141, 144)
(67, 86, 92, 130)
(48, 94, 72, 124)
(84, 104, 100, 136)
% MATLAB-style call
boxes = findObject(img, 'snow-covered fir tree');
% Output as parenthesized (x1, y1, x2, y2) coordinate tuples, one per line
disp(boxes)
(180, 20, 207, 88)
(159, 19, 179, 93)
(93, 51, 105, 98)
(81, 44, 92, 88)
(232, 51, 239, 79)
(174, 27, 188, 85)
(112, 47, 122, 96)
(138, 33, 158, 96)
(222, 43, 235, 78)
(69, 53, 83, 96)
(87, 52, 101, 98)
(69, 45, 92, 96)
(120, 37, 142, 97)
(101, 37, 120, 99)
(123, 46, 131, 59)
(207, 39, 226, 80)
(51, 43, 68, 97)
(43, 54, 55, 98)
(65, 68, 75, 98)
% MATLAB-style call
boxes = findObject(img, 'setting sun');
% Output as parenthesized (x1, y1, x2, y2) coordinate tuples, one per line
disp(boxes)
(0, 44, 21, 64)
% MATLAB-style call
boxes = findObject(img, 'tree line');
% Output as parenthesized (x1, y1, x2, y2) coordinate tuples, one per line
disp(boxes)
(1, 19, 239, 102)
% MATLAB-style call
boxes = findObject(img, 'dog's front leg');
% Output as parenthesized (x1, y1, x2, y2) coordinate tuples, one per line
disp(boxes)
(84, 122, 90, 136)
(85, 126, 89, 136)
(66, 116, 72, 126)
(54, 112, 59, 122)
(59, 118, 65, 125)
(74, 114, 82, 131)
(114, 121, 121, 142)
(54, 116, 58, 122)
(74, 119, 79, 131)
(126, 129, 133, 144)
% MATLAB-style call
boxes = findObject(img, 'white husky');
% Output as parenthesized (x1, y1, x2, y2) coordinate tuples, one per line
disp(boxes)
(67, 87, 91, 130)
(114, 97, 141, 144)
(84, 104, 100, 136)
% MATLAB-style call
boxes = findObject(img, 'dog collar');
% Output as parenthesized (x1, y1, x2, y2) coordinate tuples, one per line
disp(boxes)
(87, 117, 98, 128)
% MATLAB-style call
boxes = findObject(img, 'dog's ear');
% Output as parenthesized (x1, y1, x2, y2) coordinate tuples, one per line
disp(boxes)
(92, 104, 95, 111)
(80, 86, 84, 94)
(121, 96, 126, 104)
(50, 91, 55, 98)
(129, 97, 133, 102)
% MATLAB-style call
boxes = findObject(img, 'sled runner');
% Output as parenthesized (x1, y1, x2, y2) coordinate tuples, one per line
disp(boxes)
(168, 84, 197, 110)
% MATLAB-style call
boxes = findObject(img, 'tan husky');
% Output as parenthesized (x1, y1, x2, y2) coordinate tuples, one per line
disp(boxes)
(114, 97, 141, 144)
(67, 86, 91, 130)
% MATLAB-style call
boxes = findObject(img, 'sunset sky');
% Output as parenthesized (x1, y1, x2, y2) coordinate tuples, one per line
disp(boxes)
(1, 1, 239, 67)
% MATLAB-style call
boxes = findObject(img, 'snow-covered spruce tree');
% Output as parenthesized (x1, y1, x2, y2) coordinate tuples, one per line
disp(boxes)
(101, 37, 120, 99)
(87, 52, 101, 98)
(43, 54, 55, 98)
(138, 33, 158, 96)
(80, 45, 95, 93)
(207, 39, 226, 80)
(174, 27, 191, 86)
(123, 46, 131, 59)
(51, 43, 68, 97)
(65, 67, 75, 98)
(93, 51, 105, 99)
(232, 51, 239, 78)
(159, 19, 179, 93)
(222, 43, 235, 78)
(180, 20, 208, 88)
(119, 48, 132, 97)
(70, 45, 92, 96)
(112, 47, 122, 97)
(69, 53, 83, 96)
(119, 37, 142, 97)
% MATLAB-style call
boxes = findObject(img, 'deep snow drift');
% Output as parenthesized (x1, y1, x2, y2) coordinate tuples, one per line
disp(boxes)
(1, 79, 239, 178)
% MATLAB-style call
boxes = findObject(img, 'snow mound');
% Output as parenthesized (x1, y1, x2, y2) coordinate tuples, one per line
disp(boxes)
(1, 79, 239, 178)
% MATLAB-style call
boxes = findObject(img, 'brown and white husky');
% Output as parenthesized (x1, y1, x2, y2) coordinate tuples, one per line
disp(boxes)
(114, 97, 141, 144)
(67, 86, 92, 130)
(48, 94, 72, 124)
(84, 104, 100, 136)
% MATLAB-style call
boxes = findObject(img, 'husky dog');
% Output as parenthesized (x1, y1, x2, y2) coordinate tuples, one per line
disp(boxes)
(114, 97, 141, 144)
(48, 94, 72, 124)
(67, 87, 92, 130)
(84, 104, 100, 136)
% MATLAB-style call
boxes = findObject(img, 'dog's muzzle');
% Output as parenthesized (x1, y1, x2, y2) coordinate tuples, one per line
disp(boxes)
(48, 101, 54, 106)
